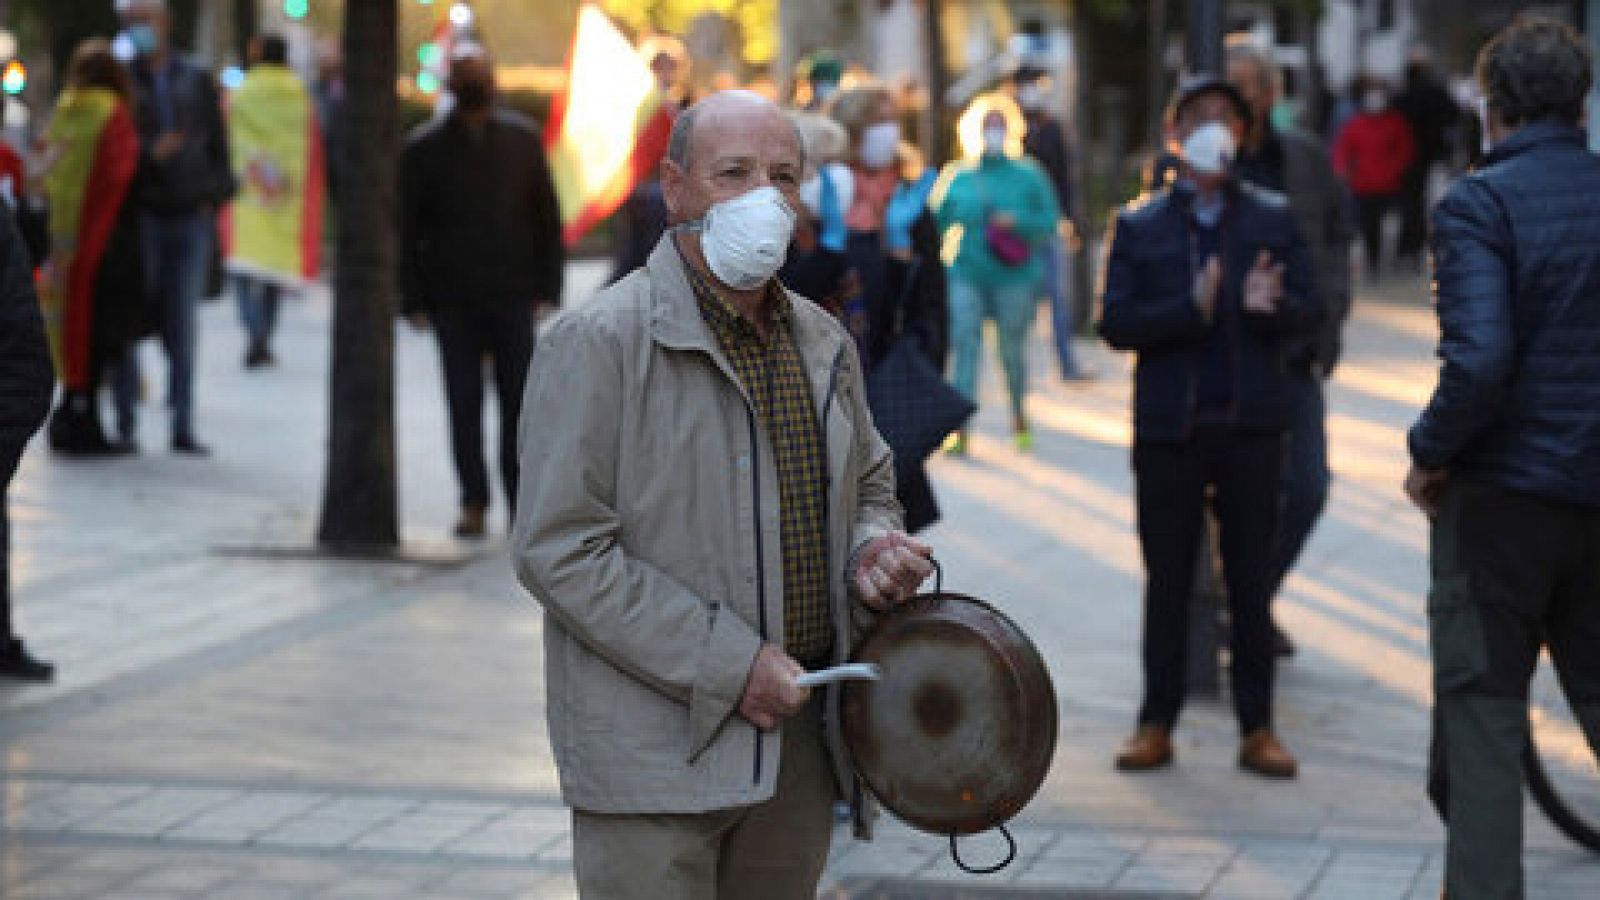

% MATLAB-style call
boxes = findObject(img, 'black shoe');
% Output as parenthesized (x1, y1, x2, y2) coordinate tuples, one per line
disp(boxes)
(0, 640, 54, 682)
(172, 435, 211, 456)
(244, 342, 275, 369)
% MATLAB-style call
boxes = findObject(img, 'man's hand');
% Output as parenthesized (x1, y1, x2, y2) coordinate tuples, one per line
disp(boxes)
(853, 531, 934, 611)
(1193, 256, 1222, 321)
(1405, 464, 1449, 517)
(1242, 249, 1285, 314)
(151, 131, 185, 163)
(738, 644, 809, 731)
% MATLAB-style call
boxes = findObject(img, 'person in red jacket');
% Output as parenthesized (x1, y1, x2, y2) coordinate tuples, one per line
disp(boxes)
(1333, 77, 1415, 279)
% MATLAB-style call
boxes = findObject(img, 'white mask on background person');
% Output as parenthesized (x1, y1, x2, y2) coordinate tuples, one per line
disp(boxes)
(982, 126, 1008, 156)
(1363, 90, 1387, 114)
(858, 121, 900, 169)
(1181, 121, 1235, 174)
(798, 163, 856, 218)
(695, 186, 797, 291)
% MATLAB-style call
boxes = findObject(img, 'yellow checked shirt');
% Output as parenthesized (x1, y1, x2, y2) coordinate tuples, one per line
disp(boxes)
(690, 269, 834, 666)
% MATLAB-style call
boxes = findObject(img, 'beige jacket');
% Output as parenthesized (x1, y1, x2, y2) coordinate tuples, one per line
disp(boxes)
(512, 236, 900, 829)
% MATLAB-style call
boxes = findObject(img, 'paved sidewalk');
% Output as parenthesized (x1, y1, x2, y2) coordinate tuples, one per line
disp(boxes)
(0, 266, 1595, 898)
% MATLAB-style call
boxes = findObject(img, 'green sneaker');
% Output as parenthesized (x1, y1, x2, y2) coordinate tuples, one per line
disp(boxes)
(944, 432, 968, 456)
(1013, 429, 1034, 453)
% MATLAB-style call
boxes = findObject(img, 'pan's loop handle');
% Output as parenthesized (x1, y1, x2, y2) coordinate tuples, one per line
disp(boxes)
(949, 824, 1016, 875)
(929, 556, 943, 598)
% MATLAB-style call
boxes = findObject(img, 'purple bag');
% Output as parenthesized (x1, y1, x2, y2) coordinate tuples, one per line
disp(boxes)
(984, 220, 1031, 267)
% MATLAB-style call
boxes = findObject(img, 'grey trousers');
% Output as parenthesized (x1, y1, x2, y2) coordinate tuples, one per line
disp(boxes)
(571, 699, 836, 900)
(1427, 479, 1600, 900)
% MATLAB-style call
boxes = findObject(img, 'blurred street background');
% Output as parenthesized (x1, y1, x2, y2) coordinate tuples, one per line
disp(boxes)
(1, 1, 1599, 898)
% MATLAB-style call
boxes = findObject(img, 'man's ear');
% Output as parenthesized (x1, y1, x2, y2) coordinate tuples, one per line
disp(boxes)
(1163, 122, 1182, 157)
(661, 158, 686, 224)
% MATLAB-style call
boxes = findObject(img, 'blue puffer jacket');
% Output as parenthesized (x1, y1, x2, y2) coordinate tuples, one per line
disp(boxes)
(1408, 122, 1600, 505)
(1099, 181, 1321, 442)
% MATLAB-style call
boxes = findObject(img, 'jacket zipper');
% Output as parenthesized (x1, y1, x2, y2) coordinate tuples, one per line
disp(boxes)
(746, 408, 767, 785)
(818, 347, 845, 662)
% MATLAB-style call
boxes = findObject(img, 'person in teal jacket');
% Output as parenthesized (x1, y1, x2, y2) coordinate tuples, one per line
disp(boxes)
(934, 94, 1059, 452)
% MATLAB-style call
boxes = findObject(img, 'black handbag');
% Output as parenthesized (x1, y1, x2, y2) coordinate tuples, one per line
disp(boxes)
(865, 335, 975, 466)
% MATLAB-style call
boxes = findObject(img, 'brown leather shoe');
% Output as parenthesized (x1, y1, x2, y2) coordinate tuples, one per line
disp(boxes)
(1115, 725, 1174, 771)
(453, 506, 487, 539)
(1238, 728, 1298, 779)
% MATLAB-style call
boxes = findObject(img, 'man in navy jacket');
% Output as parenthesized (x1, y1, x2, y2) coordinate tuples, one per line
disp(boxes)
(1099, 76, 1320, 779)
(1405, 16, 1600, 898)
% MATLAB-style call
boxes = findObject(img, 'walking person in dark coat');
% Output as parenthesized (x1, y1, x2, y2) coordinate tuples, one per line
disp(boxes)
(115, 0, 236, 455)
(400, 48, 564, 539)
(0, 202, 59, 679)
(1393, 47, 1461, 268)
(1100, 76, 1321, 779)
(1405, 17, 1600, 897)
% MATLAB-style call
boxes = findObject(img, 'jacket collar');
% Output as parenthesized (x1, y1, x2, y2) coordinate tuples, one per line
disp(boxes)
(645, 231, 722, 354)
(1485, 120, 1587, 166)
(645, 232, 848, 396)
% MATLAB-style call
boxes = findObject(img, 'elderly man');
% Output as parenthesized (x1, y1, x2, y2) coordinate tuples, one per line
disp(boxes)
(513, 90, 933, 899)
(1100, 76, 1320, 779)
(115, 0, 235, 455)
(1224, 39, 1354, 657)
(1406, 16, 1600, 898)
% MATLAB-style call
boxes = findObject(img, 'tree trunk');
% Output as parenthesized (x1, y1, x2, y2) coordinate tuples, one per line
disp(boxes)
(317, 0, 398, 553)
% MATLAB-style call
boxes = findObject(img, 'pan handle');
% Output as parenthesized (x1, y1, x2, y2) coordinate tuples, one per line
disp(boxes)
(949, 824, 1016, 875)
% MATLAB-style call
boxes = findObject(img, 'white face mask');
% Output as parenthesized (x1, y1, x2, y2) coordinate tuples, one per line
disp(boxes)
(798, 163, 856, 218)
(982, 126, 1008, 156)
(1181, 121, 1235, 174)
(1017, 83, 1045, 111)
(1363, 90, 1387, 114)
(696, 186, 796, 291)
(858, 121, 900, 169)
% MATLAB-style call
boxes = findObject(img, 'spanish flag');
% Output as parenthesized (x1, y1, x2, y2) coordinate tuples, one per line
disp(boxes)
(222, 64, 324, 285)
(40, 87, 139, 391)
(546, 4, 676, 248)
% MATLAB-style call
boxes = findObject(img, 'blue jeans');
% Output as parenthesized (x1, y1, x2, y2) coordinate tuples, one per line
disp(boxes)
(234, 274, 282, 350)
(948, 277, 1036, 420)
(1268, 373, 1330, 597)
(1040, 235, 1082, 378)
(115, 212, 213, 441)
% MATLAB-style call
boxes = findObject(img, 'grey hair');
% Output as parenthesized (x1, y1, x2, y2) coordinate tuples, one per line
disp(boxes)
(666, 104, 700, 167)
(1224, 35, 1281, 98)
(665, 96, 806, 172)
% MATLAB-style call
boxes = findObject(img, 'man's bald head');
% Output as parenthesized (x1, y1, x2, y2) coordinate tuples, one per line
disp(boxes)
(661, 90, 805, 226)
(666, 90, 804, 173)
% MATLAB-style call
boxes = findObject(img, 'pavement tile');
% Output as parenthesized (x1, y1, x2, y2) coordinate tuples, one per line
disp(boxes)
(431, 867, 570, 896)
(1010, 856, 1125, 887)
(252, 816, 379, 849)
(1307, 876, 1419, 900)
(124, 864, 240, 893)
